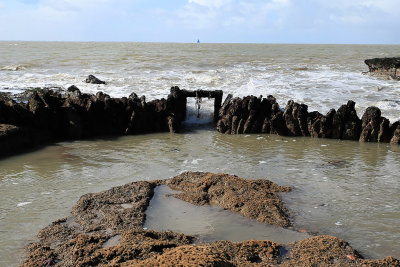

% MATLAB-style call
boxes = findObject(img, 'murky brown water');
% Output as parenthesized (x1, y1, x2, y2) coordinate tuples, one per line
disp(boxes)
(0, 128, 399, 266)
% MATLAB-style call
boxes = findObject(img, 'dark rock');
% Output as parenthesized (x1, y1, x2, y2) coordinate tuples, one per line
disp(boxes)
(270, 110, 288, 136)
(365, 57, 400, 80)
(2, 87, 400, 159)
(390, 124, 400, 144)
(66, 85, 82, 98)
(218, 94, 233, 119)
(331, 100, 361, 140)
(243, 109, 257, 134)
(308, 110, 336, 138)
(360, 107, 382, 142)
(378, 118, 391, 143)
(283, 100, 309, 136)
(0, 124, 33, 158)
(0, 96, 33, 126)
(84, 75, 106, 84)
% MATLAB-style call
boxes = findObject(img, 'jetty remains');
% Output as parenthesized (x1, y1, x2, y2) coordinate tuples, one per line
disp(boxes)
(1, 86, 399, 158)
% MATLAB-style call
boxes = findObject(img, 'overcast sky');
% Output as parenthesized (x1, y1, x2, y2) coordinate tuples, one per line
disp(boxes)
(0, 0, 398, 44)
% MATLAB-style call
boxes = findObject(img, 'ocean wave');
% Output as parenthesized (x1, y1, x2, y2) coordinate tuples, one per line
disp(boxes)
(0, 64, 30, 71)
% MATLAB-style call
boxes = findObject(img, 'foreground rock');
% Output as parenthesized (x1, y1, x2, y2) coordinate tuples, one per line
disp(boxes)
(22, 172, 399, 266)
(166, 172, 291, 227)
(364, 57, 400, 80)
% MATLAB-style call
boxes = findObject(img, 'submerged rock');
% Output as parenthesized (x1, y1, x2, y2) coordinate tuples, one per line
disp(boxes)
(85, 74, 106, 84)
(166, 172, 291, 227)
(22, 172, 399, 267)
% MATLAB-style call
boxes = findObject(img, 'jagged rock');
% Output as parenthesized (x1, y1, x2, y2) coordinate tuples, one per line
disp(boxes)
(360, 107, 382, 142)
(365, 57, 400, 80)
(331, 100, 361, 140)
(283, 100, 309, 136)
(2, 87, 400, 159)
(270, 109, 287, 136)
(0, 86, 198, 158)
(84, 75, 106, 84)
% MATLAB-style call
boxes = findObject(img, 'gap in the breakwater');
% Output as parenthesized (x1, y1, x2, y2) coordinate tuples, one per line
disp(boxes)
(179, 89, 223, 123)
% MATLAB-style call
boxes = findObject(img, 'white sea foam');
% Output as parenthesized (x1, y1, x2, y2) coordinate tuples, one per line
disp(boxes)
(1, 42, 399, 122)
(17, 201, 32, 207)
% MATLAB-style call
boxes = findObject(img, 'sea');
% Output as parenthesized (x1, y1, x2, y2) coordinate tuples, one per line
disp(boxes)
(0, 42, 399, 266)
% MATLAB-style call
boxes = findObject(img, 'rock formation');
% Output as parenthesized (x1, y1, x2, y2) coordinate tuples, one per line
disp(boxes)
(216, 96, 400, 144)
(0, 86, 192, 158)
(21, 172, 399, 266)
(1, 85, 400, 159)
(364, 57, 400, 80)
(85, 75, 106, 84)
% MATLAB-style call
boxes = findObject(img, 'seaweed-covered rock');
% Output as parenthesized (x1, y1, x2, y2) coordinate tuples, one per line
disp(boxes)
(365, 57, 400, 80)
(166, 172, 292, 227)
(22, 172, 399, 267)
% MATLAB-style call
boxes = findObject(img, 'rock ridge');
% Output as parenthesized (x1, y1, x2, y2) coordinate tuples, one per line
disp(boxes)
(1, 86, 400, 159)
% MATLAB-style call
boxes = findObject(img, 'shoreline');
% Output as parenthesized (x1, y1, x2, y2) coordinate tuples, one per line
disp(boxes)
(21, 172, 399, 266)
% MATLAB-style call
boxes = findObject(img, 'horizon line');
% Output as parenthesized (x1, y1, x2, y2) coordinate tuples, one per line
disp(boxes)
(0, 40, 399, 46)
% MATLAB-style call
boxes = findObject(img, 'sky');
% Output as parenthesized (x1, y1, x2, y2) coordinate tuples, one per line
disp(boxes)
(0, 0, 399, 44)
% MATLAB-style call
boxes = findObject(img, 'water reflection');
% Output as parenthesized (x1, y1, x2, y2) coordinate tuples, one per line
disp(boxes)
(145, 185, 310, 243)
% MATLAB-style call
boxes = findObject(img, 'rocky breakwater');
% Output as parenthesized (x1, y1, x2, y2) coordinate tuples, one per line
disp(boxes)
(0, 86, 192, 158)
(217, 95, 400, 144)
(22, 172, 398, 266)
(364, 57, 400, 80)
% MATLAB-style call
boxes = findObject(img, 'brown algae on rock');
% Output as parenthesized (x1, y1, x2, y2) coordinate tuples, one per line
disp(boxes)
(21, 172, 399, 266)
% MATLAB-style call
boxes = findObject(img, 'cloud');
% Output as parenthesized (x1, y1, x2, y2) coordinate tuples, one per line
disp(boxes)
(0, 0, 398, 43)
(188, 0, 232, 9)
(329, 14, 366, 25)
(173, 0, 291, 32)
